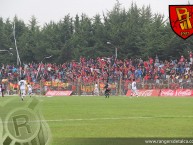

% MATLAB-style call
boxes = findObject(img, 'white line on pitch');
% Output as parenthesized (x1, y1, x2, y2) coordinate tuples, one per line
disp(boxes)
(2, 116, 193, 124)
(44, 116, 193, 122)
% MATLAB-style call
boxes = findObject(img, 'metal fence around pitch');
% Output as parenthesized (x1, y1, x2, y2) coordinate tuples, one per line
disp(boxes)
(3, 78, 193, 96)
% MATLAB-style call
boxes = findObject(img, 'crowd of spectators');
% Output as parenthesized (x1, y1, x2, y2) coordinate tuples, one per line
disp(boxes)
(0, 52, 193, 87)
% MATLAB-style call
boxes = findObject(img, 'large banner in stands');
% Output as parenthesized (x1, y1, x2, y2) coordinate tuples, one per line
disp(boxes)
(126, 89, 160, 97)
(44, 81, 69, 88)
(45, 91, 72, 96)
(81, 85, 94, 93)
(160, 89, 193, 97)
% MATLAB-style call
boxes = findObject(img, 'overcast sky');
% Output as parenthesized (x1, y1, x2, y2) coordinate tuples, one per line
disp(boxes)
(0, 0, 193, 26)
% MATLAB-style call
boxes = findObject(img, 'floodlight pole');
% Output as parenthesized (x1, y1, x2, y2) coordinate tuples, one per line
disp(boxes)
(13, 21, 21, 66)
(12, 21, 22, 80)
(107, 41, 117, 59)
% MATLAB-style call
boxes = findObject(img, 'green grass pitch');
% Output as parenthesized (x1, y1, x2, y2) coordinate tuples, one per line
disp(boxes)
(2, 96, 193, 144)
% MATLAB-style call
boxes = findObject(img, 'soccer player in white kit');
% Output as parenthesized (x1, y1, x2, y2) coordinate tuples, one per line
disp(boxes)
(27, 83, 33, 97)
(18, 77, 27, 101)
(131, 79, 138, 97)
(94, 82, 99, 96)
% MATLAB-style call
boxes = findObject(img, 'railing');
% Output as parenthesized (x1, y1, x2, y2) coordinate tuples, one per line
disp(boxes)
(2, 78, 193, 96)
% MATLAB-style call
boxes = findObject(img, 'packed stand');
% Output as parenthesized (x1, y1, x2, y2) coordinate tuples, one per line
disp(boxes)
(0, 52, 193, 93)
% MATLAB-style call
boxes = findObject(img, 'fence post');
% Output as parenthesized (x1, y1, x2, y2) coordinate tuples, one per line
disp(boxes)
(119, 78, 122, 96)
(168, 78, 170, 89)
(40, 80, 42, 95)
(142, 79, 144, 89)
(97, 79, 100, 96)
(78, 78, 81, 96)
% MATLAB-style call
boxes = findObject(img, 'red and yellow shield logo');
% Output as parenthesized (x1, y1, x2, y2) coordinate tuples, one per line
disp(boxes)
(169, 5, 193, 39)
